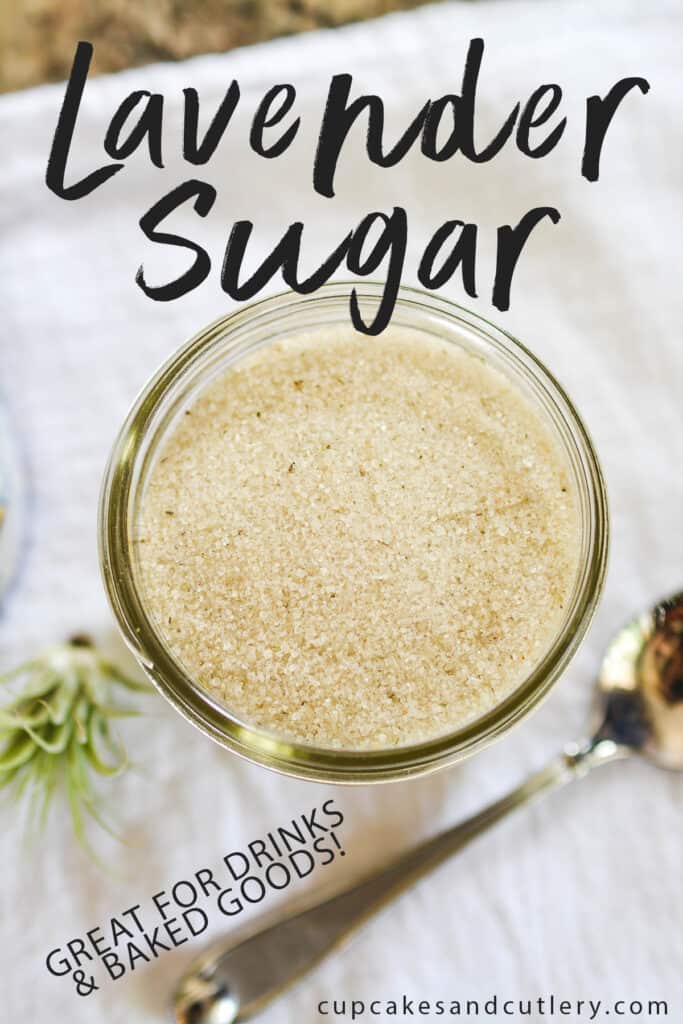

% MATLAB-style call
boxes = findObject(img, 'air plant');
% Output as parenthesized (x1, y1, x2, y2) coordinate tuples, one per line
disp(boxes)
(0, 635, 151, 848)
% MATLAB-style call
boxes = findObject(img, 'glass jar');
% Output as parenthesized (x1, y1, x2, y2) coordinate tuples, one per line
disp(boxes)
(98, 283, 608, 783)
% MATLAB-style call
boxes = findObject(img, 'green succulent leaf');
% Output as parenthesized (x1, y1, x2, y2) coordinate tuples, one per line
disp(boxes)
(24, 717, 74, 755)
(0, 639, 152, 854)
(85, 711, 127, 777)
(0, 730, 37, 771)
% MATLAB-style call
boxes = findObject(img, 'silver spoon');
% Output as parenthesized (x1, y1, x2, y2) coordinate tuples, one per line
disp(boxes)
(174, 591, 683, 1024)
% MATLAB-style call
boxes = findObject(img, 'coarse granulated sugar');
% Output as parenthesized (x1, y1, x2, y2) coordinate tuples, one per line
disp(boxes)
(136, 326, 580, 750)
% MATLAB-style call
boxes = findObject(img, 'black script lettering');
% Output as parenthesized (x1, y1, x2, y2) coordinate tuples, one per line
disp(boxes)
(103, 90, 164, 168)
(314, 74, 428, 197)
(418, 220, 477, 295)
(493, 206, 560, 310)
(516, 84, 566, 158)
(183, 82, 240, 164)
(582, 77, 650, 181)
(46, 42, 122, 199)
(136, 179, 216, 300)
(250, 84, 300, 158)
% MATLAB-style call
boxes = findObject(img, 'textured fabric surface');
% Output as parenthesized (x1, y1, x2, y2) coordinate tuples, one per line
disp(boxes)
(1, 1, 682, 1020)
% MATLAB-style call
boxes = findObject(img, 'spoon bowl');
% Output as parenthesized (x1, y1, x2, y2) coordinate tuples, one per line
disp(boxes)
(596, 591, 683, 768)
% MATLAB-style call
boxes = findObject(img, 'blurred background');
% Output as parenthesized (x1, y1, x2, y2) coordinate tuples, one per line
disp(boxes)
(0, 0, 444, 92)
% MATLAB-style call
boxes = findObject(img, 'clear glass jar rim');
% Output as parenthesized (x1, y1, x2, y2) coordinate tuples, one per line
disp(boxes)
(98, 283, 609, 783)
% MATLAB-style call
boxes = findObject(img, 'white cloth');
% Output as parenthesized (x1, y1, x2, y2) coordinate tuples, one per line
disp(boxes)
(1, 1, 682, 1020)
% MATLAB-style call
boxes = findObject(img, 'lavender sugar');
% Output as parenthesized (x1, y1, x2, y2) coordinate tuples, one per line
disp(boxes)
(136, 327, 580, 749)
